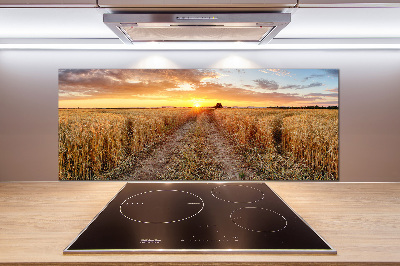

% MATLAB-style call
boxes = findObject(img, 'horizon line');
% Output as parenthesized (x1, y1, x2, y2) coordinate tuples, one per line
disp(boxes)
(58, 105, 339, 109)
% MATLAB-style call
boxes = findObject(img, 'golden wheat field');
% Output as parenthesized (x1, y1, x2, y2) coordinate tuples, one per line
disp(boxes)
(214, 108, 338, 180)
(58, 108, 198, 180)
(59, 108, 338, 181)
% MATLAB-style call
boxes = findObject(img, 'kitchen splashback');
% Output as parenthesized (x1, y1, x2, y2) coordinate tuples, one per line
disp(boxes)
(58, 68, 338, 181)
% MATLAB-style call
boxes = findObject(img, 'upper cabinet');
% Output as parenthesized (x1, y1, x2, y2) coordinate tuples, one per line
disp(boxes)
(97, 0, 297, 8)
(0, 0, 398, 8)
(0, 0, 97, 7)
(298, 0, 400, 7)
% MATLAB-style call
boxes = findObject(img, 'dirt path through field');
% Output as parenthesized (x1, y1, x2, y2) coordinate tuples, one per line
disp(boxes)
(204, 118, 256, 180)
(123, 110, 255, 181)
(122, 120, 194, 180)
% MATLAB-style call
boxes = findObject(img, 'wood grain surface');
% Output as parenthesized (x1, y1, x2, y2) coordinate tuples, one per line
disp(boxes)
(0, 181, 399, 265)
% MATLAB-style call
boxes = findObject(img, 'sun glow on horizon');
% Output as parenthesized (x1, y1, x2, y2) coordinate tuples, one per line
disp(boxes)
(191, 98, 205, 108)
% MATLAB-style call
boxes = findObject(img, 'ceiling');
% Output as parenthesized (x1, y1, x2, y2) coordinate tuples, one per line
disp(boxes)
(0, 2, 399, 49)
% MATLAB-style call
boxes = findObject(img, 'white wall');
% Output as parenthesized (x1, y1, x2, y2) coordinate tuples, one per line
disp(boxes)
(0, 49, 399, 182)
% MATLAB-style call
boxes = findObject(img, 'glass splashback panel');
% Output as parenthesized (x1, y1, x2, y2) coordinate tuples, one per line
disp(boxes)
(58, 69, 339, 181)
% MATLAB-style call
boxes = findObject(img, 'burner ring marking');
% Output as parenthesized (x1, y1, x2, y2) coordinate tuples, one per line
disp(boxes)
(211, 185, 265, 204)
(120, 190, 204, 224)
(230, 207, 287, 233)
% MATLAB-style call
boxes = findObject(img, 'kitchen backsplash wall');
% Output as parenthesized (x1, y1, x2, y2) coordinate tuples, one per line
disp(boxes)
(0, 49, 399, 182)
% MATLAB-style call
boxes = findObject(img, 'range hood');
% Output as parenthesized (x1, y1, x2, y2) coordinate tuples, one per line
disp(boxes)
(103, 13, 291, 45)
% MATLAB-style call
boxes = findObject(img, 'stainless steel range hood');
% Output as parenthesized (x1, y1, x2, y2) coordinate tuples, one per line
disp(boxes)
(103, 13, 290, 45)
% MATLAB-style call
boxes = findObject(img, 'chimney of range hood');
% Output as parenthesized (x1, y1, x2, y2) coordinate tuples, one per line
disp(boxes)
(103, 13, 291, 45)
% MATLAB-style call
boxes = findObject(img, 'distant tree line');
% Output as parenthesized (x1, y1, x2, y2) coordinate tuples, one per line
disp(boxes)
(287, 105, 338, 109)
(214, 104, 338, 109)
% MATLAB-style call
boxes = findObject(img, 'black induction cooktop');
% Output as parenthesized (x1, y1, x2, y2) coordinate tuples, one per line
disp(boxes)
(64, 182, 336, 254)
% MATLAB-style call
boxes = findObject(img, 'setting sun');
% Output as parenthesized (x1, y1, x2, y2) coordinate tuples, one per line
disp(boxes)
(191, 98, 204, 108)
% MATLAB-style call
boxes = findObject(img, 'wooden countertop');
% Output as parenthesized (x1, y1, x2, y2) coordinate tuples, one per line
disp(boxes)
(0, 182, 399, 265)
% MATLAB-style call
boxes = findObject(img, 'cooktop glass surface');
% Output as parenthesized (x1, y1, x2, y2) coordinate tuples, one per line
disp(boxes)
(64, 182, 336, 254)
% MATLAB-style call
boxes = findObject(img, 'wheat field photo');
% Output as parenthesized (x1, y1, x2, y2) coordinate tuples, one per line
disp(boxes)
(59, 69, 339, 181)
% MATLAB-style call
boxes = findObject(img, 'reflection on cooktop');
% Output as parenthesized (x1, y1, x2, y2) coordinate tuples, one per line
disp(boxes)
(64, 182, 336, 254)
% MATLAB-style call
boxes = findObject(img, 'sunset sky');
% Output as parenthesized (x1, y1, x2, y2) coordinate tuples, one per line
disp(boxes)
(58, 68, 339, 108)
